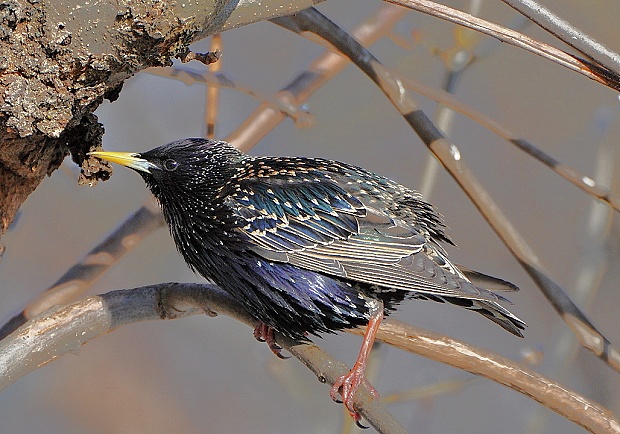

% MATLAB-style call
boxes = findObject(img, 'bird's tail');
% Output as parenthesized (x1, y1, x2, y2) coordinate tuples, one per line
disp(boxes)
(404, 290, 526, 337)
(444, 296, 526, 337)
(455, 265, 519, 292)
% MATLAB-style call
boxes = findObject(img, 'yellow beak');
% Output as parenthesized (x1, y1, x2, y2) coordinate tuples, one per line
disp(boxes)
(88, 151, 157, 173)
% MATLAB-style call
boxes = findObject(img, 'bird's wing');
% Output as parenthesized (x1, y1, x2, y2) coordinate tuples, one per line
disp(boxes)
(223, 174, 502, 302)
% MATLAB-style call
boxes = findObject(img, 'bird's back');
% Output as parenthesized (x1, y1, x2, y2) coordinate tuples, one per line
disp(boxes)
(180, 154, 525, 338)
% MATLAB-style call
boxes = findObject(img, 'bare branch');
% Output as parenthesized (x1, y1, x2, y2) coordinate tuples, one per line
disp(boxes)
(356, 321, 620, 434)
(392, 75, 620, 213)
(500, 0, 620, 74)
(0, 200, 165, 340)
(205, 34, 223, 138)
(275, 7, 620, 374)
(0, 283, 407, 434)
(146, 67, 314, 127)
(231, 3, 408, 151)
(383, 0, 620, 91)
(2, 283, 617, 433)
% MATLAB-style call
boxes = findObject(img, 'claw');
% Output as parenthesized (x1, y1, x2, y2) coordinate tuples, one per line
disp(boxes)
(275, 351, 290, 360)
(355, 419, 370, 430)
(269, 340, 290, 359)
(253, 322, 290, 359)
(253, 323, 267, 342)
(330, 370, 379, 421)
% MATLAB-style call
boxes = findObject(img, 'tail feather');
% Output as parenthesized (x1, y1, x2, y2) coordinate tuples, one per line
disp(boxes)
(445, 296, 526, 337)
(407, 292, 526, 337)
(456, 265, 519, 292)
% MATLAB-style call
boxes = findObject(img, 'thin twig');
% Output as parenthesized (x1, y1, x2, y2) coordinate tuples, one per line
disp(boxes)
(380, 376, 478, 405)
(205, 34, 223, 138)
(420, 0, 484, 200)
(500, 0, 620, 75)
(384, 0, 620, 91)
(231, 3, 407, 150)
(276, 7, 620, 373)
(396, 74, 620, 213)
(0, 200, 165, 340)
(146, 67, 314, 127)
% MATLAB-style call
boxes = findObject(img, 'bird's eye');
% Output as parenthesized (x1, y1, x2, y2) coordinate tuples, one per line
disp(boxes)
(163, 159, 179, 172)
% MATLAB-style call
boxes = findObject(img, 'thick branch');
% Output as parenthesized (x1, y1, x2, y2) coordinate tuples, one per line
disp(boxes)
(0, 283, 406, 434)
(0, 0, 325, 237)
(1, 283, 617, 433)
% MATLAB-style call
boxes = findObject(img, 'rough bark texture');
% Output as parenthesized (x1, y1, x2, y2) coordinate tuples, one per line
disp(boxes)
(0, 0, 324, 237)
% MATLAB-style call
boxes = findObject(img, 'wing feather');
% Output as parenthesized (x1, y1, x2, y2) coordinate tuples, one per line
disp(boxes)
(224, 169, 502, 302)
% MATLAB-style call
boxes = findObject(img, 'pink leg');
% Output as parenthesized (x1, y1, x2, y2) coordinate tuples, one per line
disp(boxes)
(253, 322, 289, 359)
(330, 300, 383, 426)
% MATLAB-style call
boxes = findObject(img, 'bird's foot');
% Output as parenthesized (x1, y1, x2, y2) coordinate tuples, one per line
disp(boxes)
(330, 298, 383, 428)
(330, 365, 380, 428)
(253, 322, 290, 359)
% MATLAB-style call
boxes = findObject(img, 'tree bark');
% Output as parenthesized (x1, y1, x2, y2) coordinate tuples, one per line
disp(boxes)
(0, 0, 324, 237)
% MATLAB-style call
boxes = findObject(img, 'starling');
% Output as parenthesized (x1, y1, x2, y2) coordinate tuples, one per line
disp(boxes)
(90, 138, 525, 424)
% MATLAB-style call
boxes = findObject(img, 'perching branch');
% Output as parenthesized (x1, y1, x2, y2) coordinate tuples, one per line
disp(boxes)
(0, 283, 407, 434)
(362, 321, 620, 434)
(1, 283, 617, 434)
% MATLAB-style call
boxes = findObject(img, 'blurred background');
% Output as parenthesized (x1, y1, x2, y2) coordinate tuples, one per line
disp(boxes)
(2, 1, 620, 432)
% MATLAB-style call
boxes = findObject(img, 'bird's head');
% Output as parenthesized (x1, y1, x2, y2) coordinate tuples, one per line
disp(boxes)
(89, 138, 243, 202)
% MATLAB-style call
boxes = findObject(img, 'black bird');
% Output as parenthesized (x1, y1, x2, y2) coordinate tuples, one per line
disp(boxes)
(90, 138, 525, 424)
